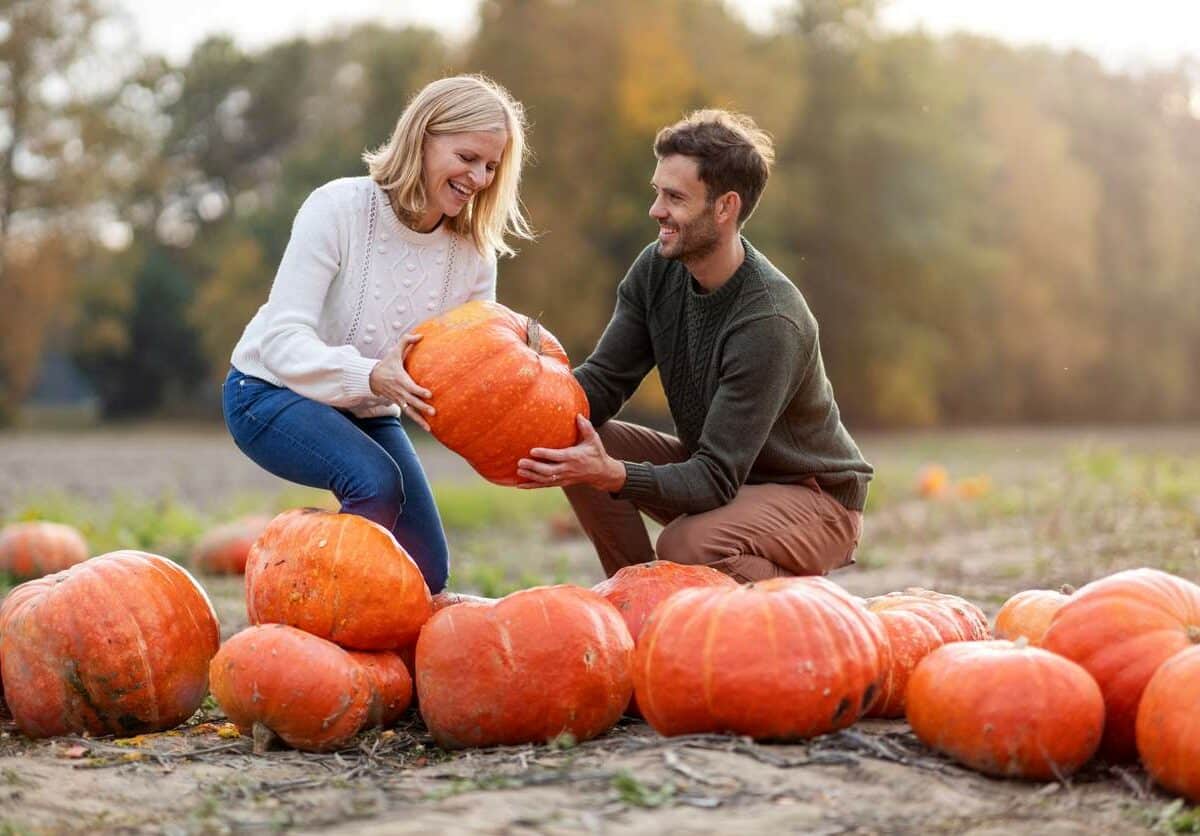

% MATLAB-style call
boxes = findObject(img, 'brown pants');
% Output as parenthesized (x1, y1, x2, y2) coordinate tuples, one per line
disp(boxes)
(564, 420, 864, 582)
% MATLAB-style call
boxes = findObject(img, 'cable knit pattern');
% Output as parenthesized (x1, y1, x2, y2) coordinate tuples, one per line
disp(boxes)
(231, 177, 497, 418)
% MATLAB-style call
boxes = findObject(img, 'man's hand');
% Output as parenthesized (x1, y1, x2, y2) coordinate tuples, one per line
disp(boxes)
(516, 415, 626, 492)
(368, 333, 434, 431)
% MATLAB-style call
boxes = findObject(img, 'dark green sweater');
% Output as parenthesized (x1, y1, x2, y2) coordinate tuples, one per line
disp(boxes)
(573, 239, 873, 515)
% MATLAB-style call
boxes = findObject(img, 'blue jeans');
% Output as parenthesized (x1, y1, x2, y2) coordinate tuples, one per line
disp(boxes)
(221, 367, 449, 593)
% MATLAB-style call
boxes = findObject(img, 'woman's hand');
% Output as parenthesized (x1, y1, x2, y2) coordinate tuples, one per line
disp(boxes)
(516, 415, 627, 491)
(369, 333, 435, 431)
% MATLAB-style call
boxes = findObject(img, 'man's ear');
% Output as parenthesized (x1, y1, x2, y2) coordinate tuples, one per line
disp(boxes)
(716, 191, 742, 226)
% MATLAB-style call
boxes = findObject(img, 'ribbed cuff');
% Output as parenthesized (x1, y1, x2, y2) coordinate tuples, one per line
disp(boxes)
(341, 356, 380, 401)
(614, 461, 657, 502)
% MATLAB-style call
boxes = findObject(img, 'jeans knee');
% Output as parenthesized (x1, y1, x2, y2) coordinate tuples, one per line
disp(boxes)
(340, 461, 405, 528)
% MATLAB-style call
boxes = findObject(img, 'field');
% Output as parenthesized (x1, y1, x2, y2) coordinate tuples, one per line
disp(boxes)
(1, 425, 1199, 834)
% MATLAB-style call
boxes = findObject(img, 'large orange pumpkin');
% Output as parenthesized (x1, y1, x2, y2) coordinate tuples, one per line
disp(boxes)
(993, 586, 1072, 646)
(0, 550, 219, 738)
(906, 640, 1104, 780)
(633, 577, 887, 740)
(416, 585, 633, 749)
(190, 515, 271, 575)
(866, 588, 991, 643)
(0, 521, 88, 580)
(348, 650, 413, 728)
(1041, 568, 1200, 761)
(210, 624, 374, 752)
(245, 509, 432, 650)
(1136, 645, 1200, 803)
(866, 608, 946, 718)
(404, 300, 589, 486)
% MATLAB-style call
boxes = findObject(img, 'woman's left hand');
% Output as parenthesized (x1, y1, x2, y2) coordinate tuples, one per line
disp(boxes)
(516, 415, 626, 492)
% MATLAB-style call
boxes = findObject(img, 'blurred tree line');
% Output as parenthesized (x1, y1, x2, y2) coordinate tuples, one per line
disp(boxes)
(2, 0, 1199, 427)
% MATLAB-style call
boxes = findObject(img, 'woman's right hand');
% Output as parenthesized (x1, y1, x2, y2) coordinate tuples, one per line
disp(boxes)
(369, 333, 434, 431)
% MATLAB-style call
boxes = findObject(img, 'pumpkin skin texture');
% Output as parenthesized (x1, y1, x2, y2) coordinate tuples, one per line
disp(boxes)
(1136, 646, 1200, 803)
(866, 608, 946, 718)
(191, 515, 271, 575)
(0, 550, 220, 738)
(346, 651, 413, 728)
(0, 521, 88, 580)
(866, 588, 991, 643)
(906, 640, 1104, 780)
(1041, 568, 1200, 761)
(993, 587, 1072, 646)
(633, 577, 887, 740)
(404, 300, 589, 486)
(593, 561, 738, 716)
(245, 509, 432, 650)
(210, 624, 373, 752)
(416, 585, 633, 749)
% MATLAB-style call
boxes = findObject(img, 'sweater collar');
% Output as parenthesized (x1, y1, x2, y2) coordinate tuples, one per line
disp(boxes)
(686, 236, 756, 307)
(372, 180, 453, 247)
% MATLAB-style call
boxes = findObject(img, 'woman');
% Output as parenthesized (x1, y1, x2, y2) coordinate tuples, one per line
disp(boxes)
(223, 75, 532, 594)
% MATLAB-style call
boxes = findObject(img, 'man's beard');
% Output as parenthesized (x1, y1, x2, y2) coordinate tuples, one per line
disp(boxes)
(658, 208, 720, 262)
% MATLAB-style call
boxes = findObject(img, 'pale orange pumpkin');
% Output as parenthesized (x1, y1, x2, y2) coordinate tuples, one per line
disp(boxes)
(866, 588, 991, 643)
(190, 515, 271, 575)
(405, 300, 589, 486)
(993, 586, 1073, 646)
(245, 509, 432, 650)
(0, 521, 88, 580)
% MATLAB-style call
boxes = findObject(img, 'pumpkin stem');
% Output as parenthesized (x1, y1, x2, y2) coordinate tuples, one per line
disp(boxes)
(1187, 625, 1200, 645)
(1013, 635, 1030, 650)
(252, 721, 280, 755)
(1058, 584, 1075, 596)
(526, 317, 543, 355)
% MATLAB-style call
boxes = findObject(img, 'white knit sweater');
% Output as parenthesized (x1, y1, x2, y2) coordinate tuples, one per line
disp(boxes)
(231, 176, 497, 418)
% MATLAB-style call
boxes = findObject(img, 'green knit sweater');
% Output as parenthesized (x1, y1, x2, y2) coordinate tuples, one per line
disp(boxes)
(573, 239, 873, 515)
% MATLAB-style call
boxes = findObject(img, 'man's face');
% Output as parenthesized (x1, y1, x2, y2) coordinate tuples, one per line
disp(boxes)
(649, 155, 720, 261)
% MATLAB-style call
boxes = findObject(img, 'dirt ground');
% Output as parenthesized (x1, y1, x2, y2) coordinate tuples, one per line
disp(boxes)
(1, 425, 1198, 834)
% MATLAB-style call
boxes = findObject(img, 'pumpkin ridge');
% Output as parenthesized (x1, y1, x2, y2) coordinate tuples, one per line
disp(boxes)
(702, 591, 733, 725)
(89, 557, 162, 730)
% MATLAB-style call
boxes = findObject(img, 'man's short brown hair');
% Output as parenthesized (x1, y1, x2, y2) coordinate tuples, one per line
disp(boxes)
(654, 109, 775, 225)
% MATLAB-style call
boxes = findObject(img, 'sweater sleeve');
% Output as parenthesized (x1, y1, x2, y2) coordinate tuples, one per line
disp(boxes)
(256, 187, 379, 407)
(616, 315, 810, 514)
(468, 248, 497, 302)
(572, 246, 656, 427)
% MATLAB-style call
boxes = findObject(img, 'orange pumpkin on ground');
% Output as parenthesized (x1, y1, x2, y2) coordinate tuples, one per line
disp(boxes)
(190, 515, 271, 575)
(906, 640, 1104, 780)
(1136, 645, 1200, 803)
(404, 300, 589, 486)
(1041, 568, 1200, 761)
(347, 651, 413, 728)
(633, 577, 887, 740)
(0, 550, 219, 738)
(416, 585, 633, 749)
(210, 624, 373, 752)
(245, 509, 431, 650)
(993, 586, 1073, 646)
(866, 608, 946, 718)
(866, 588, 991, 643)
(916, 465, 949, 498)
(0, 521, 88, 580)
(593, 561, 738, 716)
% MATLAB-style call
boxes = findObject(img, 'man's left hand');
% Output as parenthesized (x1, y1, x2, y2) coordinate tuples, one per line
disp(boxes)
(516, 415, 626, 492)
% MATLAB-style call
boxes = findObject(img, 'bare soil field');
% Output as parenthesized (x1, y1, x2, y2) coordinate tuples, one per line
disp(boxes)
(1, 424, 1199, 834)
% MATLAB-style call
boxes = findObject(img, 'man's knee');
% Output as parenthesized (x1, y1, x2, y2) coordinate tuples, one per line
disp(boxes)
(654, 516, 712, 565)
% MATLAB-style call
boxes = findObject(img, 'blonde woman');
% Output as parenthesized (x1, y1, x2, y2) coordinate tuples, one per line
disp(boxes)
(223, 75, 531, 593)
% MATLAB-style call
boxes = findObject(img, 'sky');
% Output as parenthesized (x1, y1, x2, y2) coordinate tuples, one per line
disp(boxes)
(116, 0, 1200, 72)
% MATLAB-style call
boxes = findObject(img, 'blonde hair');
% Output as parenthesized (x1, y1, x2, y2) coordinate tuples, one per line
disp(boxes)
(363, 75, 533, 257)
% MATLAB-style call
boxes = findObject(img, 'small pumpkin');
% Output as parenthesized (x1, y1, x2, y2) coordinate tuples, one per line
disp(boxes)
(0, 550, 220, 738)
(906, 639, 1104, 780)
(993, 586, 1073, 646)
(210, 624, 373, 752)
(0, 521, 88, 580)
(633, 577, 887, 740)
(245, 509, 432, 650)
(405, 300, 589, 486)
(1136, 645, 1200, 803)
(347, 651, 413, 728)
(866, 588, 991, 643)
(416, 585, 633, 749)
(190, 515, 271, 575)
(866, 608, 946, 718)
(1041, 568, 1200, 761)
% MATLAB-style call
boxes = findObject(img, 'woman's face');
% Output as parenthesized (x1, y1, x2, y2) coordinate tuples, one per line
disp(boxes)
(421, 129, 508, 223)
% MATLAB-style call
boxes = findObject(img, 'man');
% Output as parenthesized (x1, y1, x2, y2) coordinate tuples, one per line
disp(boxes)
(517, 110, 872, 582)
